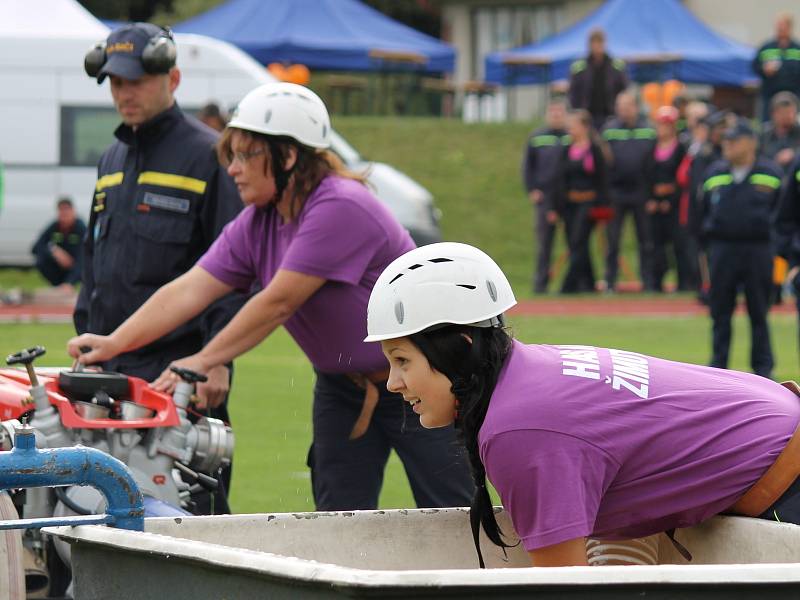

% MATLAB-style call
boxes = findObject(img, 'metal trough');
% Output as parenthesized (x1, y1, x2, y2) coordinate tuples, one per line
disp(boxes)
(46, 508, 800, 599)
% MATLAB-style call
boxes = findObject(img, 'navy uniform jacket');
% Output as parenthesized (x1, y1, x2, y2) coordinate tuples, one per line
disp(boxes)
(752, 39, 800, 100)
(699, 158, 783, 244)
(601, 116, 656, 203)
(568, 55, 628, 123)
(31, 219, 87, 284)
(74, 103, 244, 379)
(522, 127, 570, 210)
(776, 156, 800, 267)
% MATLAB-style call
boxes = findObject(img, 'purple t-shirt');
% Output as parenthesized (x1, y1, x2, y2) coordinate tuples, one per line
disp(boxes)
(480, 340, 800, 551)
(198, 175, 415, 373)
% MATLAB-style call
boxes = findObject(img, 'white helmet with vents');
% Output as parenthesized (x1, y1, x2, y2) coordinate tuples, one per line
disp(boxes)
(227, 82, 331, 149)
(364, 242, 517, 342)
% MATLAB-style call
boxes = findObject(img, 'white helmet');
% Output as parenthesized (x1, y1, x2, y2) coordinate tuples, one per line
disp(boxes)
(227, 82, 331, 149)
(365, 242, 516, 342)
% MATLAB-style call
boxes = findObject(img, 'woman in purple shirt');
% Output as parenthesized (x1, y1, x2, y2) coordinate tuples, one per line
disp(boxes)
(67, 83, 473, 511)
(366, 242, 800, 568)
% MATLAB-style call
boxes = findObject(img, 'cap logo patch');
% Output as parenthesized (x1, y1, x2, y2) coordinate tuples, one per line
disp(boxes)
(107, 42, 135, 54)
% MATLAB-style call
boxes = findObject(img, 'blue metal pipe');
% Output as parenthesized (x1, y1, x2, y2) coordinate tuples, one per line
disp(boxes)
(0, 424, 144, 531)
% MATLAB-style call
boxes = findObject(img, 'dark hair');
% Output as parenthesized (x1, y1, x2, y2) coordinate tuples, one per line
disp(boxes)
(569, 109, 611, 164)
(408, 324, 514, 568)
(56, 196, 73, 208)
(217, 128, 367, 219)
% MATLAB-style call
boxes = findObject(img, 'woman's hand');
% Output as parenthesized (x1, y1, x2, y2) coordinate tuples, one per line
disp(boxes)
(151, 354, 211, 395)
(645, 199, 658, 214)
(66, 333, 122, 366)
(659, 200, 671, 214)
(196, 365, 230, 410)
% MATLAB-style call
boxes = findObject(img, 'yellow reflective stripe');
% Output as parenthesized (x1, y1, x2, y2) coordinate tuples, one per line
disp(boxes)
(95, 172, 124, 191)
(796, 170, 800, 182)
(749, 173, 781, 189)
(703, 174, 733, 191)
(137, 171, 207, 194)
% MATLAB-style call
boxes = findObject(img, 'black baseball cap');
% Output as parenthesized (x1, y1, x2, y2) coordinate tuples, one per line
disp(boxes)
(723, 119, 756, 140)
(97, 23, 164, 83)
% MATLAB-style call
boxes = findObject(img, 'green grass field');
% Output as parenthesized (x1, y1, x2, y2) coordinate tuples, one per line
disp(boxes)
(2, 312, 796, 513)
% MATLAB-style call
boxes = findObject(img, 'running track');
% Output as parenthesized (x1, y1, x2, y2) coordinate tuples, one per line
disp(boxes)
(0, 297, 795, 323)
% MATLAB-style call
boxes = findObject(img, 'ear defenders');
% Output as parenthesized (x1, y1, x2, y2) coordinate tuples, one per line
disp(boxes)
(84, 26, 177, 79)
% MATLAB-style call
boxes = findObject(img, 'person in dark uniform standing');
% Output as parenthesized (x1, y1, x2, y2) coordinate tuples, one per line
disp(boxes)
(75, 23, 244, 513)
(753, 13, 800, 122)
(522, 98, 569, 293)
(700, 121, 782, 378)
(557, 110, 608, 294)
(602, 92, 655, 292)
(776, 154, 800, 366)
(644, 106, 688, 292)
(759, 91, 800, 174)
(31, 197, 86, 289)
(569, 29, 628, 131)
(688, 111, 728, 303)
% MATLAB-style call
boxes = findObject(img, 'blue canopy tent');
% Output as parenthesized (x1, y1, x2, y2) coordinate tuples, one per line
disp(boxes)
(484, 0, 755, 86)
(174, 0, 455, 73)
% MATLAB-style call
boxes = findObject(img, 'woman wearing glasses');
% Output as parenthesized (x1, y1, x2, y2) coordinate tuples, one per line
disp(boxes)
(67, 82, 473, 512)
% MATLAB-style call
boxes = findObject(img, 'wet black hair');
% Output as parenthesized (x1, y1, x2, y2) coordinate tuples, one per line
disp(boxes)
(407, 323, 514, 568)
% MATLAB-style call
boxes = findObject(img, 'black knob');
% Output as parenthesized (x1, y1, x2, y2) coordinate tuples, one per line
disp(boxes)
(6, 346, 46, 366)
(169, 366, 208, 384)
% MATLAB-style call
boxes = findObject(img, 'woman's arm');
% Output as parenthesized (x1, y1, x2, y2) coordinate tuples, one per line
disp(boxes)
(154, 269, 326, 384)
(529, 537, 589, 567)
(67, 266, 233, 364)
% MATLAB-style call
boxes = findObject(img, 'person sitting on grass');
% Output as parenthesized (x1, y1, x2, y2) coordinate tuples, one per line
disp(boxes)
(31, 197, 86, 291)
(365, 241, 800, 568)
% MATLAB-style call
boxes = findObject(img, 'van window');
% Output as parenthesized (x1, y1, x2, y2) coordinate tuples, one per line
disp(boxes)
(60, 106, 119, 167)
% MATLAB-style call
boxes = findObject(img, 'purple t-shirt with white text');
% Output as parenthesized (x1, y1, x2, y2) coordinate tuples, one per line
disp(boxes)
(479, 340, 800, 551)
(198, 175, 415, 373)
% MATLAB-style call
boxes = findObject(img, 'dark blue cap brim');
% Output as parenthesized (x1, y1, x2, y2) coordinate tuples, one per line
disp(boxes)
(97, 54, 146, 83)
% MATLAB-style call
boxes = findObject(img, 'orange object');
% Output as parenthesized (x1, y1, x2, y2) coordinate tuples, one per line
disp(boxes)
(774, 256, 789, 286)
(267, 62, 311, 85)
(641, 80, 685, 119)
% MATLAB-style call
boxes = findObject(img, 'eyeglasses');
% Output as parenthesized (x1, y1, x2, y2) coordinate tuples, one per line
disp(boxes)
(227, 148, 265, 165)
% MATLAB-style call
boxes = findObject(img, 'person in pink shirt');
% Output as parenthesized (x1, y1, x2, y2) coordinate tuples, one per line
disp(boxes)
(366, 242, 800, 568)
(67, 83, 473, 512)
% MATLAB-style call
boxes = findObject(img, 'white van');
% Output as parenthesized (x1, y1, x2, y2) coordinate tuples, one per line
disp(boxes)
(0, 12, 440, 266)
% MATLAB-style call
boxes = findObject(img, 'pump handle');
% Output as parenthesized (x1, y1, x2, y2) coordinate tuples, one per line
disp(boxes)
(169, 366, 208, 384)
(6, 346, 46, 366)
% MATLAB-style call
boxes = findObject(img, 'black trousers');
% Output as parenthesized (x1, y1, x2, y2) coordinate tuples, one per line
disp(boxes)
(605, 201, 653, 290)
(308, 371, 474, 511)
(36, 254, 71, 286)
(708, 240, 774, 378)
(758, 475, 800, 525)
(533, 200, 557, 293)
(561, 202, 596, 293)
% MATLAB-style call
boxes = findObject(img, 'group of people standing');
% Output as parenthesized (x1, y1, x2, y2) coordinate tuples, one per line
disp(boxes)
(522, 15, 800, 381)
(523, 93, 697, 296)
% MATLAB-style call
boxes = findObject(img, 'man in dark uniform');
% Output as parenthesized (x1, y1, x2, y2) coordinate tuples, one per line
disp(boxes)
(522, 97, 569, 293)
(569, 28, 628, 130)
(76, 23, 244, 512)
(31, 197, 86, 289)
(753, 13, 800, 122)
(700, 121, 782, 379)
(776, 154, 800, 366)
(602, 92, 655, 292)
(759, 91, 800, 174)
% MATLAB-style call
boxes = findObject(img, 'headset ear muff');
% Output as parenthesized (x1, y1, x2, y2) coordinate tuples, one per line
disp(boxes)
(84, 41, 107, 78)
(141, 28, 177, 74)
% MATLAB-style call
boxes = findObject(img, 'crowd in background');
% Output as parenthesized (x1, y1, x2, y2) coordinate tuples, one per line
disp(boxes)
(523, 21, 800, 299)
(523, 16, 800, 378)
